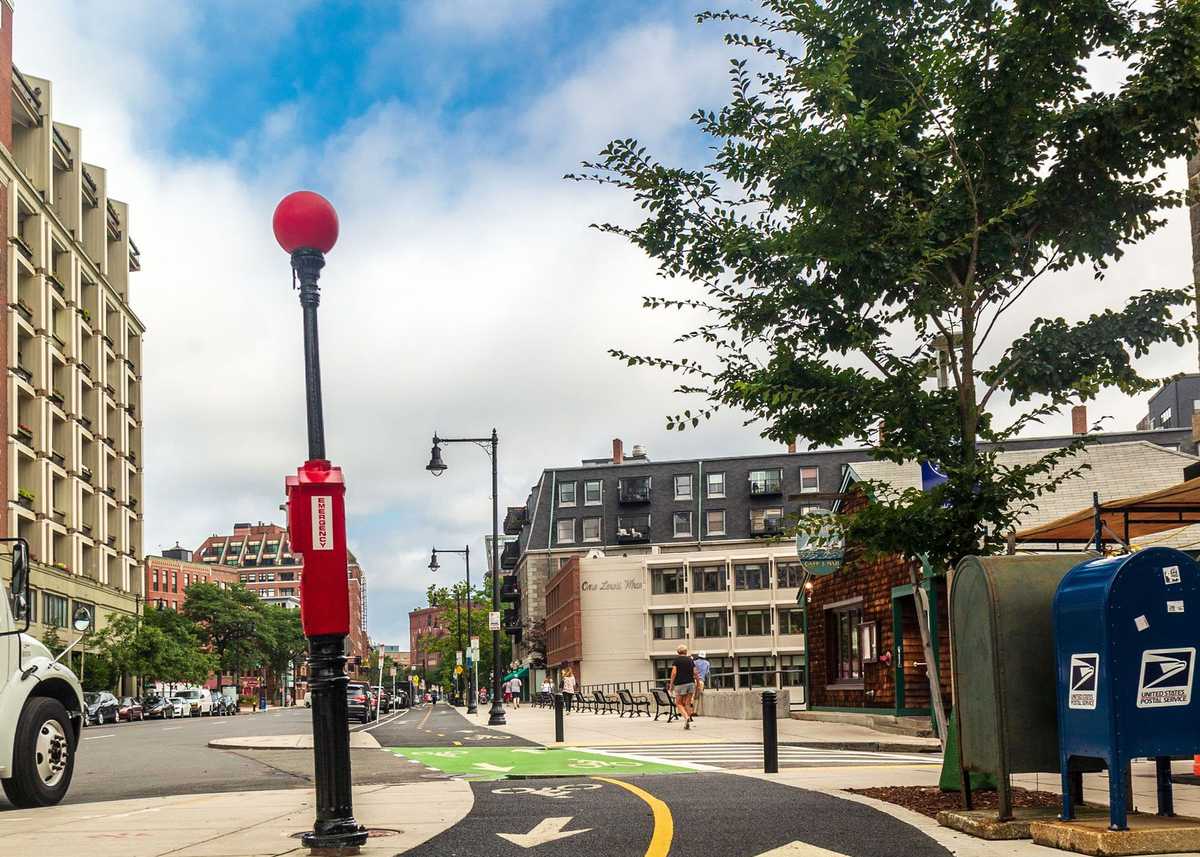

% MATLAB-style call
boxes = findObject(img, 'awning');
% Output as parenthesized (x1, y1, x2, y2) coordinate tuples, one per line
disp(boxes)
(1015, 476, 1200, 544)
(502, 666, 529, 682)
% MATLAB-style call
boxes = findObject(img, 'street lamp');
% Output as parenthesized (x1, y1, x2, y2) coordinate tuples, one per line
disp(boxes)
(430, 545, 476, 714)
(272, 190, 367, 851)
(425, 431, 506, 725)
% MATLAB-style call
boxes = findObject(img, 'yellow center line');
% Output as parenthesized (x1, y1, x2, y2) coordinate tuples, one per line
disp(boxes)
(592, 776, 673, 857)
(417, 706, 434, 730)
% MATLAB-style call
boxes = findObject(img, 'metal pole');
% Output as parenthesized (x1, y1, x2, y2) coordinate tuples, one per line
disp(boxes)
(455, 589, 463, 705)
(293, 249, 365, 851)
(465, 545, 477, 715)
(554, 692, 565, 743)
(488, 429, 506, 725)
(762, 690, 778, 774)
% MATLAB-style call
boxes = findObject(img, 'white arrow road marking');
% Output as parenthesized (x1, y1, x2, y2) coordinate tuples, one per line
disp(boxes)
(497, 817, 590, 847)
(755, 843, 852, 856)
(474, 762, 514, 772)
(511, 748, 546, 755)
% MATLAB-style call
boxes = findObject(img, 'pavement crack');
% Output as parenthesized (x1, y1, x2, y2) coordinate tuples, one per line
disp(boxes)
(228, 750, 315, 783)
(151, 807, 302, 857)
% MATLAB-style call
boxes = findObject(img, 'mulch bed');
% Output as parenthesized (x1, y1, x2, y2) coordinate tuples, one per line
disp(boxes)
(847, 785, 1062, 820)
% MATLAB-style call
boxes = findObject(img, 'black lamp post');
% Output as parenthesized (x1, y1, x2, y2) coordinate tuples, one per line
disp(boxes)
(273, 191, 367, 851)
(430, 545, 476, 714)
(426, 430, 506, 725)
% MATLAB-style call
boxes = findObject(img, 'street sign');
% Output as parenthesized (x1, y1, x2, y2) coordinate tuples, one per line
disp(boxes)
(471, 636, 480, 650)
(455, 665, 464, 675)
(456, 651, 464, 665)
(489, 611, 501, 631)
(796, 509, 843, 577)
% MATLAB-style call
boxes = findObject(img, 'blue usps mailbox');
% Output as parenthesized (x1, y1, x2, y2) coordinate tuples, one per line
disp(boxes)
(1053, 547, 1200, 831)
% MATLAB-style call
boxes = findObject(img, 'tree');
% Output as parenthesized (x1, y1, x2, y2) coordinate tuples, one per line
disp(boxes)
(254, 604, 306, 704)
(419, 583, 511, 695)
(573, 0, 1200, 567)
(93, 609, 215, 690)
(183, 583, 262, 681)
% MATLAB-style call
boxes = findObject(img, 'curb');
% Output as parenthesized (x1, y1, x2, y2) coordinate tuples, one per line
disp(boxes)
(780, 741, 942, 754)
(209, 733, 381, 750)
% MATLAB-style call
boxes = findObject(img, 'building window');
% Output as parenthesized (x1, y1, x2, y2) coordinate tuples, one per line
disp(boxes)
(1155, 407, 1173, 428)
(582, 517, 602, 542)
(282, 587, 295, 596)
(674, 474, 693, 500)
(152, 570, 159, 592)
(280, 572, 295, 581)
(778, 607, 805, 634)
(738, 655, 776, 688)
(748, 468, 782, 494)
(556, 519, 575, 544)
(736, 609, 771, 636)
(558, 481, 577, 507)
(692, 566, 727, 592)
(618, 475, 651, 503)
(184, 573, 190, 589)
(26, 588, 38, 623)
(734, 563, 768, 590)
(171, 571, 178, 593)
(706, 656, 734, 690)
(264, 588, 275, 598)
(694, 609, 729, 638)
(651, 567, 686, 595)
(43, 592, 68, 628)
(860, 620, 879, 663)
(263, 572, 276, 582)
(827, 601, 864, 684)
(750, 507, 784, 535)
(706, 472, 725, 498)
(240, 574, 250, 583)
(672, 511, 692, 538)
(652, 612, 686, 640)
(779, 654, 806, 687)
(705, 509, 726, 536)
(652, 658, 676, 685)
(557, 556, 572, 570)
(584, 480, 603, 506)
(777, 562, 805, 589)
(800, 466, 820, 493)
(615, 514, 650, 543)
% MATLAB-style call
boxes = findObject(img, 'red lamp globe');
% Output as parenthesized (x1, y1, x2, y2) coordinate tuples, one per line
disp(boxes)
(273, 190, 339, 255)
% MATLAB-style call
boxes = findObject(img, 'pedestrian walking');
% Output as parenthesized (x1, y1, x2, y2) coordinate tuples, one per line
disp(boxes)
(561, 666, 576, 713)
(693, 651, 711, 717)
(667, 644, 696, 729)
(510, 674, 523, 708)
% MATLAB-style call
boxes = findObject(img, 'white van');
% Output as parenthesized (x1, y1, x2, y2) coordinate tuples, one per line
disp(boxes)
(0, 541, 89, 806)
(173, 687, 213, 717)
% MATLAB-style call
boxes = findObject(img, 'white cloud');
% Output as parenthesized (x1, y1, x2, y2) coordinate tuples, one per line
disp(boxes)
(13, 3, 1198, 650)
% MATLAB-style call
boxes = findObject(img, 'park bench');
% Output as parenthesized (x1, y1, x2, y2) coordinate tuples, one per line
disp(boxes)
(617, 688, 650, 718)
(573, 691, 593, 713)
(591, 689, 617, 714)
(533, 691, 554, 709)
(651, 687, 678, 722)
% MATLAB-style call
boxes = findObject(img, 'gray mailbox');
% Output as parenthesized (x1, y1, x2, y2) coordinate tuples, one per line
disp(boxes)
(950, 552, 1097, 818)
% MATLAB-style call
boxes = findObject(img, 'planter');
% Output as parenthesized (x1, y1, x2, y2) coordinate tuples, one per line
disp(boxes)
(17, 496, 33, 510)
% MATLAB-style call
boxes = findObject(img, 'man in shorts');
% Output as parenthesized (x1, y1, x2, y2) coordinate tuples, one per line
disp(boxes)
(693, 651, 710, 716)
(666, 644, 697, 729)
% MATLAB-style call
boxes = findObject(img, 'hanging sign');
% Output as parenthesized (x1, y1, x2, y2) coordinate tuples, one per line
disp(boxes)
(795, 510, 844, 577)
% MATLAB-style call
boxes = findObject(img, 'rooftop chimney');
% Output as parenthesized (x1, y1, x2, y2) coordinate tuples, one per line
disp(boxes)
(1071, 405, 1088, 435)
(612, 438, 624, 465)
(787, 437, 797, 454)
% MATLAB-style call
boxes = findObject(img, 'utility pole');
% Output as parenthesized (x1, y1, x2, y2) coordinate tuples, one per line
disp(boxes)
(1189, 148, 1200, 370)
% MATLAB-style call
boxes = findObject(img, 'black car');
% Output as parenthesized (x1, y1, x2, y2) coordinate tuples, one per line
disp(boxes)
(84, 691, 121, 726)
(346, 683, 377, 723)
(142, 695, 176, 719)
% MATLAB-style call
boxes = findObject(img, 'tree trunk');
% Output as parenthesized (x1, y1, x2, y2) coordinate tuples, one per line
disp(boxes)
(909, 564, 948, 750)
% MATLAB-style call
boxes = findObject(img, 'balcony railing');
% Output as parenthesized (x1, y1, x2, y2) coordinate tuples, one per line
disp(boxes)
(11, 300, 32, 322)
(106, 201, 121, 241)
(749, 476, 783, 496)
(618, 478, 651, 504)
(129, 239, 141, 272)
(500, 539, 519, 570)
(500, 576, 520, 600)
(503, 505, 529, 535)
(52, 126, 72, 168)
(82, 169, 98, 208)
(11, 236, 33, 263)
(12, 66, 41, 125)
(615, 526, 650, 544)
(750, 517, 784, 536)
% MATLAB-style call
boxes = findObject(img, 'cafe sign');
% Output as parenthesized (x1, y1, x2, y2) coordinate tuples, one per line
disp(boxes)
(796, 511, 844, 577)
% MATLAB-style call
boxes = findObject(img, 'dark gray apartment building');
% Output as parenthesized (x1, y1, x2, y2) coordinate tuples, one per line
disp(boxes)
(1137, 373, 1200, 435)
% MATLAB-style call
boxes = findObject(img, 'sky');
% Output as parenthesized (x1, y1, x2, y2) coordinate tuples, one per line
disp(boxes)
(13, 1, 1198, 648)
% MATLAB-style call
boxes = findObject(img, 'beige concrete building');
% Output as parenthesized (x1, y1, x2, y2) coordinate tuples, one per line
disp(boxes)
(545, 544, 807, 699)
(0, 1, 145, 648)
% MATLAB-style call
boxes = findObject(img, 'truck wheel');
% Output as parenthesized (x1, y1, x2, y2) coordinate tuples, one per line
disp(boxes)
(1, 697, 76, 808)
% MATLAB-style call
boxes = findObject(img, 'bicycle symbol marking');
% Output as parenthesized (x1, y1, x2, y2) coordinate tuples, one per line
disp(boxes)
(566, 758, 643, 769)
(493, 784, 604, 800)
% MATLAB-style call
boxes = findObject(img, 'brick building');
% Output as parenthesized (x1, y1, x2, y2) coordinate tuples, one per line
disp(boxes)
(193, 521, 369, 668)
(144, 543, 238, 612)
(408, 605, 450, 677)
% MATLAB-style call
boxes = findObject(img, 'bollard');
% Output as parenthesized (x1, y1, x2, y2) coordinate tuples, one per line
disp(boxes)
(554, 693, 565, 743)
(762, 690, 778, 774)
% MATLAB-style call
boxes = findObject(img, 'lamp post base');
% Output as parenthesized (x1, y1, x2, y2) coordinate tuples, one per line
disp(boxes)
(302, 820, 369, 852)
(488, 699, 506, 726)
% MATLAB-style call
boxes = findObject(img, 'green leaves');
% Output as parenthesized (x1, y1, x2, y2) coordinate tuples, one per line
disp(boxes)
(576, 0, 1200, 568)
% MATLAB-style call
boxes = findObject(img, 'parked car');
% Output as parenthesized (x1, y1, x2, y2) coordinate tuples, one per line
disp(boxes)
(167, 696, 187, 717)
(346, 682, 377, 723)
(174, 688, 212, 717)
(142, 695, 175, 719)
(117, 697, 144, 722)
(83, 691, 121, 726)
(371, 686, 393, 712)
(209, 691, 228, 716)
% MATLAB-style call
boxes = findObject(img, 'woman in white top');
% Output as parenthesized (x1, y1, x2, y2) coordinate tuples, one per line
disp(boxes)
(561, 667, 576, 713)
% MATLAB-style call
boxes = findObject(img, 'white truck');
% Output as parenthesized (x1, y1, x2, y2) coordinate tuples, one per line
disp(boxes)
(0, 540, 90, 807)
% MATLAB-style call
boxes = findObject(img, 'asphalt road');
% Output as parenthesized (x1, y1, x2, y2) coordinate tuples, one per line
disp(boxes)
(0, 704, 434, 810)
(408, 773, 954, 857)
(369, 699, 536, 747)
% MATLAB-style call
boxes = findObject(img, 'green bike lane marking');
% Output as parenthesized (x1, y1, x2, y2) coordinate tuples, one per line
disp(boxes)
(388, 746, 697, 780)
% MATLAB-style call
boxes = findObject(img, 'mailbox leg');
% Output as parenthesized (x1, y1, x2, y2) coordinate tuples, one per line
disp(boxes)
(1107, 760, 1129, 832)
(1060, 762, 1076, 821)
(997, 775, 1013, 822)
(1070, 771, 1084, 810)
(1155, 756, 1175, 818)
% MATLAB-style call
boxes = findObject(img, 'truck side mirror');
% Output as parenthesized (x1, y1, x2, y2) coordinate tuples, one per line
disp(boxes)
(6, 539, 30, 631)
(72, 604, 93, 633)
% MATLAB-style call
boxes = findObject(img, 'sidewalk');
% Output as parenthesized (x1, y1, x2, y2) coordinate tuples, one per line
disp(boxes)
(483, 703, 943, 751)
(0, 782, 473, 857)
